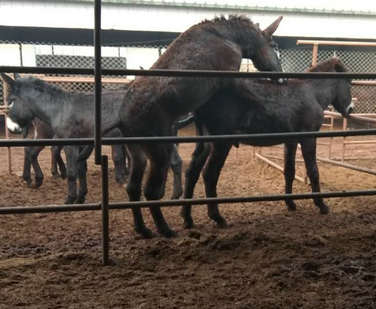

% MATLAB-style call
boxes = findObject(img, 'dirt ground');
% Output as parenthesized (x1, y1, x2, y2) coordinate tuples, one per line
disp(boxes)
(1, 125, 376, 308)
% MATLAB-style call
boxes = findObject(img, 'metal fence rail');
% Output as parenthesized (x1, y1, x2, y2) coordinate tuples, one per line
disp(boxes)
(1, 0, 376, 264)
(1, 65, 376, 79)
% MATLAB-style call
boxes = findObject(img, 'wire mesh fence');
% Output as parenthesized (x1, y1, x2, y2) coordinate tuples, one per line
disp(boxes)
(282, 46, 376, 113)
(1, 39, 376, 114)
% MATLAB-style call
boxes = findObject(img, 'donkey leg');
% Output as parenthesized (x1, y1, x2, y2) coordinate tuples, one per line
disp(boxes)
(111, 144, 127, 184)
(284, 142, 298, 211)
(124, 145, 130, 176)
(143, 143, 176, 238)
(300, 138, 329, 214)
(126, 145, 153, 238)
(181, 142, 211, 229)
(169, 144, 183, 200)
(50, 146, 59, 177)
(29, 146, 45, 188)
(55, 146, 67, 179)
(64, 146, 79, 204)
(76, 157, 88, 204)
(202, 143, 231, 228)
(23, 147, 33, 187)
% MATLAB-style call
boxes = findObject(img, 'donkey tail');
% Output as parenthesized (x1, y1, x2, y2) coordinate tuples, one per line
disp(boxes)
(78, 145, 94, 161)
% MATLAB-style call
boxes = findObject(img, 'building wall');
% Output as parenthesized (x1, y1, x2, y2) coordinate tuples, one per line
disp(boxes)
(1, 1, 376, 39)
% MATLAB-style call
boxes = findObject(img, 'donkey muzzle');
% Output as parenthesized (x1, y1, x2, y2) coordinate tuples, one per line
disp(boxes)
(346, 102, 355, 115)
(6, 117, 23, 134)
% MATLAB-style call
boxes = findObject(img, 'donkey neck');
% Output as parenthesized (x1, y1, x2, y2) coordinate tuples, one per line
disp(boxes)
(309, 78, 338, 110)
(22, 88, 67, 128)
(205, 20, 259, 56)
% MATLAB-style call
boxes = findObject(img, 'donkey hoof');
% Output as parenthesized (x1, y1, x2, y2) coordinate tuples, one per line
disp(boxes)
(180, 210, 194, 229)
(319, 205, 329, 215)
(75, 196, 86, 204)
(171, 191, 183, 200)
(209, 214, 227, 228)
(135, 227, 154, 239)
(65, 197, 76, 204)
(286, 200, 297, 211)
(287, 204, 297, 211)
(215, 217, 228, 229)
(23, 177, 32, 187)
(158, 227, 177, 238)
(183, 219, 194, 230)
(60, 171, 67, 180)
(115, 176, 127, 185)
(34, 177, 43, 188)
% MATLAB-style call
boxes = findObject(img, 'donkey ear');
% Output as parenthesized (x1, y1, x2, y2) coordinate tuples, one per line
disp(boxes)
(263, 16, 283, 37)
(334, 63, 346, 72)
(1, 73, 15, 88)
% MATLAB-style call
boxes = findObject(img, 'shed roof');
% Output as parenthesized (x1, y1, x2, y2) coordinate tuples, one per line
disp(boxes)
(68, 0, 376, 17)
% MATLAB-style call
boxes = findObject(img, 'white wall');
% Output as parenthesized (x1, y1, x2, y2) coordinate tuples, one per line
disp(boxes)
(1, 1, 376, 39)
(0, 44, 21, 66)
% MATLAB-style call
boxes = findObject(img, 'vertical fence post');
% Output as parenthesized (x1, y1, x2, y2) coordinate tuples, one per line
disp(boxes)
(312, 43, 319, 66)
(94, 0, 102, 164)
(101, 155, 110, 265)
(2, 80, 12, 174)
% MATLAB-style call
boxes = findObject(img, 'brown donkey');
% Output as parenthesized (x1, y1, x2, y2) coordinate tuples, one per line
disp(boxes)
(118, 15, 284, 238)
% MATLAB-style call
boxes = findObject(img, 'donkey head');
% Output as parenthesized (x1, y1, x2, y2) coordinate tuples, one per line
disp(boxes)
(1, 73, 34, 128)
(250, 16, 283, 72)
(308, 58, 353, 117)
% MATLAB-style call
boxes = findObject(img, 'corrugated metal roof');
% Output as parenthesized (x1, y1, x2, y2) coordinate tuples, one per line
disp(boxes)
(68, 0, 376, 17)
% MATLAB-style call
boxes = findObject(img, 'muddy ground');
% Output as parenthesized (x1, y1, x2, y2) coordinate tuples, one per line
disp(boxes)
(1, 125, 376, 308)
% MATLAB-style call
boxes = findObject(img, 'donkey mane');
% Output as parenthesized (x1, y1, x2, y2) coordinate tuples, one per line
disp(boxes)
(16, 77, 66, 97)
(209, 15, 255, 27)
(198, 15, 257, 35)
(307, 57, 347, 73)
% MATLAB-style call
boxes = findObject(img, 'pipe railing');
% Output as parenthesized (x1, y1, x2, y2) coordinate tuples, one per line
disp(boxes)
(2, 129, 376, 148)
(1, 65, 376, 79)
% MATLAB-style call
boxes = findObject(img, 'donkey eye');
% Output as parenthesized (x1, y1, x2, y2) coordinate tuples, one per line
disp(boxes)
(8, 99, 15, 108)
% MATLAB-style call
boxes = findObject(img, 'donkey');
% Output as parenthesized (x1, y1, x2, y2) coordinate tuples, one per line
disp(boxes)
(116, 15, 283, 238)
(181, 57, 354, 229)
(2, 74, 188, 203)
(2, 74, 135, 203)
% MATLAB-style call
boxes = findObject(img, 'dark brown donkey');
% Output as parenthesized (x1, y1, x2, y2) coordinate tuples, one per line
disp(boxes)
(117, 15, 283, 238)
(181, 57, 354, 229)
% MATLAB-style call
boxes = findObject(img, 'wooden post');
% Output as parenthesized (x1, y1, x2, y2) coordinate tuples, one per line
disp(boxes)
(328, 115, 334, 159)
(341, 117, 348, 162)
(312, 43, 319, 66)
